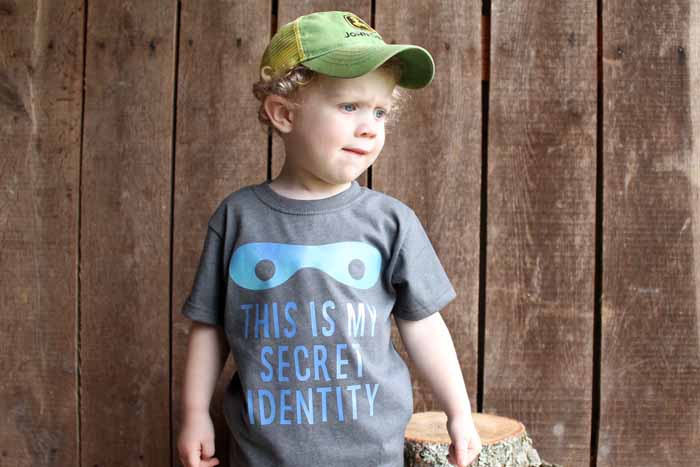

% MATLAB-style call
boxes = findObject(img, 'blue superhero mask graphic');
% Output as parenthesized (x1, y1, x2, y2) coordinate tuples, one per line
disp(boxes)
(229, 242, 381, 291)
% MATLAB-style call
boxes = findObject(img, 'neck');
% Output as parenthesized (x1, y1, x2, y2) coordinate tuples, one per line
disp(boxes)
(270, 165, 352, 200)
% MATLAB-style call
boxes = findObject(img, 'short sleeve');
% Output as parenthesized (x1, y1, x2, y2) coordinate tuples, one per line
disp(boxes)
(390, 209, 457, 321)
(181, 206, 227, 327)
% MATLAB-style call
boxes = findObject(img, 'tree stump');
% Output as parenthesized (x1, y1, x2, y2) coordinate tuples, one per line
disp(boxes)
(404, 411, 563, 467)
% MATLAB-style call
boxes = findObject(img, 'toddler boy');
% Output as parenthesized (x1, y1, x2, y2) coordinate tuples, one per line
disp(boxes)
(177, 10, 482, 467)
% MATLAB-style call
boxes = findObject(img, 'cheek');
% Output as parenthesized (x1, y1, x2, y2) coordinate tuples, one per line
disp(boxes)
(325, 116, 349, 140)
(312, 110, 342, 133)
(298, 112, 321, 131)
(377, 128, 387, 146)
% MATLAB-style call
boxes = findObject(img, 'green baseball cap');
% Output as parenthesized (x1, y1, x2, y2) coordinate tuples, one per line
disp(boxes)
(260, 11, 435, 89)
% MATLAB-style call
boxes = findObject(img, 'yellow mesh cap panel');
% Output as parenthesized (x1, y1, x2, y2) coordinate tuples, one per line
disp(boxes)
(260, 19, 306, 79)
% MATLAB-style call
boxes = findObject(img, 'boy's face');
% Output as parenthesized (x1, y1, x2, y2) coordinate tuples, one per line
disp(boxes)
(282, 68, 397, 187)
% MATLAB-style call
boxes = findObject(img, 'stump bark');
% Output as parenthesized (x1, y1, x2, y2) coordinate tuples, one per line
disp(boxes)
(404, 411, 563, 467)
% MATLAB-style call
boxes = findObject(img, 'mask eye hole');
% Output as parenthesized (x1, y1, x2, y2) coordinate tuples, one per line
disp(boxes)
(255, 259, 276, 281)
(348, 258, 365, 280)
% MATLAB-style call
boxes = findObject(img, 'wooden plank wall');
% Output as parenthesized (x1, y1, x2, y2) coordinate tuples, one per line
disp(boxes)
(599, 0, 700, 465)
(1, 2, 83, 466)
(173, 1, 271, 464)
(372, 0, 482, 421)
(1, 1, 699, 467)
(81, 1, 176, 466)
(486, 2, 596, 466)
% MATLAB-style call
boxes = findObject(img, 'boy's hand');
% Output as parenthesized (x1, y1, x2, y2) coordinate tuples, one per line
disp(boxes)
(446, 413, 483, 467)
(177, 410, 220, 467)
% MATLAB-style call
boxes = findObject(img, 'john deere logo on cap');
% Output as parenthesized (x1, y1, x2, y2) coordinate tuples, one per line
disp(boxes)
(343, 14, 375, 33)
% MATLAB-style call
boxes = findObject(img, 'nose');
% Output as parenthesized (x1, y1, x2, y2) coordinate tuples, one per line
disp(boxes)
(355, 115, 378, 138)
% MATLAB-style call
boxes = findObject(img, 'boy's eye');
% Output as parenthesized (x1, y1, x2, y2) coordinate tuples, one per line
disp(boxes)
(340, 103, 390, 120)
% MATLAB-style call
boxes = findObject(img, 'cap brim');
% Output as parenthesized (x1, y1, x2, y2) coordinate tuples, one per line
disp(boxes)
(301, 44, 435, 89)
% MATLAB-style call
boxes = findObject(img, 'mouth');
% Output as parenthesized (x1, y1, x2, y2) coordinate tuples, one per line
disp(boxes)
(343, 148, 369, 156)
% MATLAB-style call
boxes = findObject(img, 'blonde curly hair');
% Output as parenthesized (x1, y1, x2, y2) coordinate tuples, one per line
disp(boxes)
(252, 56, 410, 136)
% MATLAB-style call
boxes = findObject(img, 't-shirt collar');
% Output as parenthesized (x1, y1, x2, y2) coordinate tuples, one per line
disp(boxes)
(252, 179, 363, 214)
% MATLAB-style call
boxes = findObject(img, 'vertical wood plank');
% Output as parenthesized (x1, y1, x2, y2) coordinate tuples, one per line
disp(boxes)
(172, 1, 270, 466)
(485, 2, 597, 466)
(599, 0, 700, 465)
(373, 1, 482, 414)
(0, 1, 84, 466)
(81, 1, 176, 465)
(272, 1, 371, 185)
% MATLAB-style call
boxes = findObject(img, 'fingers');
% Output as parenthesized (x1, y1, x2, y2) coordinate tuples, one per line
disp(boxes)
(201, 457, 220, 467)
(184, 450, 200, 467)
(448, 442, 481, 467)
(180, 454, 219, 467)
(179, 446, 219, 467)
(201, 437, 217, 460)
(447, 443, 464, 467)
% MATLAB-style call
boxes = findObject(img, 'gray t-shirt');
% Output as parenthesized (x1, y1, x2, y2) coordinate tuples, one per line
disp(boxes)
(181, 179, 457, 467)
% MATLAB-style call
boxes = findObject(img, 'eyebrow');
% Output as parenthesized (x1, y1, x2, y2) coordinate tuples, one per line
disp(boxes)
(328, 91, 394, 107)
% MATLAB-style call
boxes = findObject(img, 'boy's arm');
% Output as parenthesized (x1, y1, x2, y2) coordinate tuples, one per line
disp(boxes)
(395, 312, 472, 422)
(181, 321, 230, 414)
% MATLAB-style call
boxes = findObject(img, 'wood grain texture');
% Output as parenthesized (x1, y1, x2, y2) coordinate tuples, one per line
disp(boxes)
(599, 0, 700, 465)
(0, 1, 83, 466)
(172, 1, 271, 466)
(80, 1, 175, 465)
(372, 0, 482, 415)
(485, 2, 597, 466)
(4, 2, 700, 466)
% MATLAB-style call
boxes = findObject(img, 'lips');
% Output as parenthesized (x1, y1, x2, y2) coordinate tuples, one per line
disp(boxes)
(343, 148, 369, 155)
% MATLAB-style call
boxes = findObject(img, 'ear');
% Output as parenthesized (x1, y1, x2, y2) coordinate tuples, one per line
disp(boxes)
(263, 95, 296, 134)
